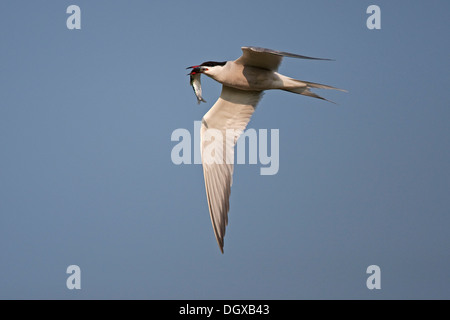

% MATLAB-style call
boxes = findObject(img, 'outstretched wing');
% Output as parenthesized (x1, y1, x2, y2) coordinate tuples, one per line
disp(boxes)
(201, 85, 263, 253)
(234, 46, 333, 71)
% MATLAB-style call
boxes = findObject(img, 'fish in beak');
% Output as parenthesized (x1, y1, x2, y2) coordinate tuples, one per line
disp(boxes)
(187, 66, 207, 104)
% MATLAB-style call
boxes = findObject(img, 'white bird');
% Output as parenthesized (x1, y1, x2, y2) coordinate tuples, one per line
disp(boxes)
(187, 46, 346, 253)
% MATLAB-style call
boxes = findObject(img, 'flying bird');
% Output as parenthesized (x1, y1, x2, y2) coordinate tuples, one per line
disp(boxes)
(187, 46, 346, 253)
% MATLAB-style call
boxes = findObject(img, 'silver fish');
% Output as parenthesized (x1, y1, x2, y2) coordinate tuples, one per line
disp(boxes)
(190, 72, 206, 104)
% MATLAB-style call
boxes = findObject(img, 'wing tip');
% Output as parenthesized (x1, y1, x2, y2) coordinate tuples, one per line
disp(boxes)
(216, 236, 225, 254)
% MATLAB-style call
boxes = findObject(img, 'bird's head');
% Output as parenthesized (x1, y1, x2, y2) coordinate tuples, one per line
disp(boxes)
(186, 61, 227, 77)
(186, 65, 208, 76)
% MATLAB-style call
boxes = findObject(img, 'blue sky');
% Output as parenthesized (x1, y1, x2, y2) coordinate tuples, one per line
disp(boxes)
(1, 1, 449, 299)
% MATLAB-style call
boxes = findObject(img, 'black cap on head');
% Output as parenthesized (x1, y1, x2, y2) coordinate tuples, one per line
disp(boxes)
(200, 61, 227, 67)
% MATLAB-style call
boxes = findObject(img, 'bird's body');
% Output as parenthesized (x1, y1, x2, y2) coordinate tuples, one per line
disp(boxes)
(205, 62, 283, 91)
(187, 46, 345, 253)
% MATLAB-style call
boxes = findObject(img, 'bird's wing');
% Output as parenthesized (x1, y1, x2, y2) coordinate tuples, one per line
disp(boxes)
(234, 46, 333, 71)
(201, 85, 263, 253)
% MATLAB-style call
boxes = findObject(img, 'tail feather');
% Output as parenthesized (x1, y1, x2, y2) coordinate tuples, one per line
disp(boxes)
(283, 87, 336, 104)
(282, 77, 346, 103)
(298, 79, 347, 92)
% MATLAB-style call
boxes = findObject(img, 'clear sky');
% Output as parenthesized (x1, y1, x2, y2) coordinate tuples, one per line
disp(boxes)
(1, 1, 449, 299)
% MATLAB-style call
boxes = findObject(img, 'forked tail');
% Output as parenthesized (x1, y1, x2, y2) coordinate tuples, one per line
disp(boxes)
(282, 78, 347, 104)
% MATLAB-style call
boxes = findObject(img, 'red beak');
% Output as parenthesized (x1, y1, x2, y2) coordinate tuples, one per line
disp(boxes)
(187, 65, 201, 76)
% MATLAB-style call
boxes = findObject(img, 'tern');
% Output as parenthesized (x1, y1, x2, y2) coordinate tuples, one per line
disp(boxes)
(187, 46, 345, 253)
